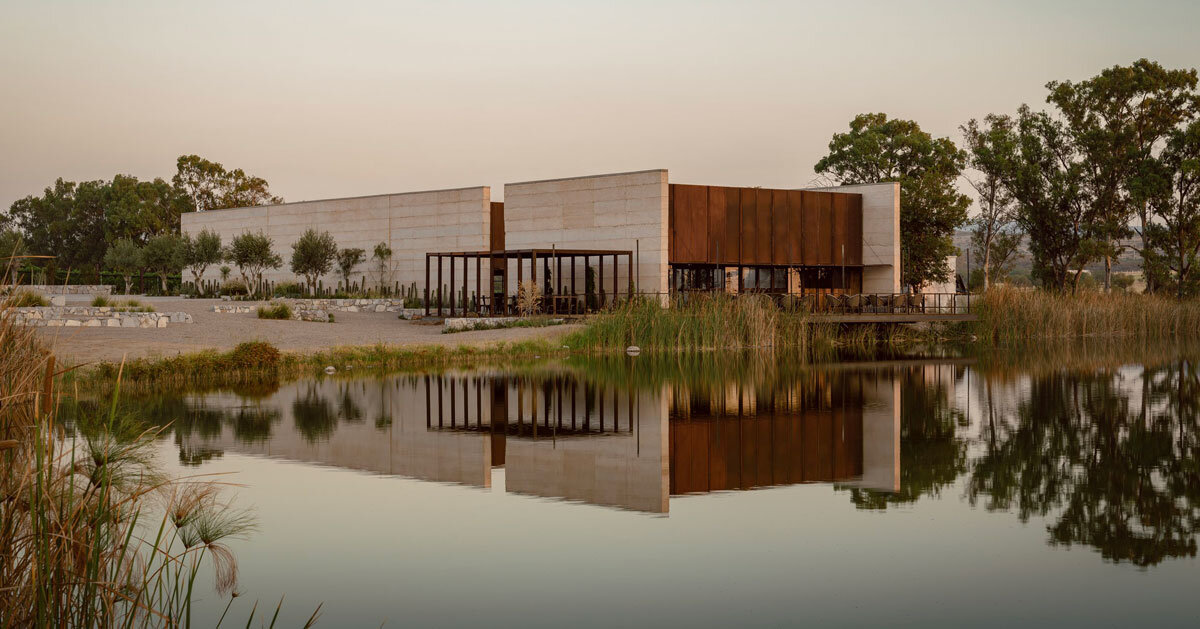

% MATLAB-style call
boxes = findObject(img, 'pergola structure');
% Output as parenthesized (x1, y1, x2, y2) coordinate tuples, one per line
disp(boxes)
(424, 248, 634, 317)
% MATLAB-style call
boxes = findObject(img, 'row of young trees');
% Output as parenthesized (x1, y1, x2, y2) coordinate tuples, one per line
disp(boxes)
(0, 155, 280, 276)
(101, 227, 396, 298)
(815, 58, 1200, 297)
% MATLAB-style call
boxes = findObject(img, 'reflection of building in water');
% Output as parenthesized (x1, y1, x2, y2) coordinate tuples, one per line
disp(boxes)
(669, 370, 898, 495)
(175, 368, 898, 514)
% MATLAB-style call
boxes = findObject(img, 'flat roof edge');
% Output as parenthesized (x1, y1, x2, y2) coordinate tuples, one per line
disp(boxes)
(505, 169, 667, 187)
(185, 185, 492, 215)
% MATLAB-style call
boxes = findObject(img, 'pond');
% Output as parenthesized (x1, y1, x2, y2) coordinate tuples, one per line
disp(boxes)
(92, 351, 1200, 627)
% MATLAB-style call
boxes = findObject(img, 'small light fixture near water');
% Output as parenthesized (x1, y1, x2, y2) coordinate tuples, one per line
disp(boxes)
(324, 366, 336, 374)
(625, 345, 641, 356)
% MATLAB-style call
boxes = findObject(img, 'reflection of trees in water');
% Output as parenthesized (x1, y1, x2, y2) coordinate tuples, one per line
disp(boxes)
(841, 366, 967, 509)
(969, 364, 1200, 567)
(337, 384, 364, 423)
(173, 402, 281, 464)
(292, 384, 338, 443)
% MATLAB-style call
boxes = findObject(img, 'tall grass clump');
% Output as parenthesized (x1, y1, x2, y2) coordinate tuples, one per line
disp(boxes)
(8, 289, 49, 307)
(564, 294, 810, 352)
(975, 285, 1200, 344)
(0, 279, 316, 626)
(256, 301, 293, 320)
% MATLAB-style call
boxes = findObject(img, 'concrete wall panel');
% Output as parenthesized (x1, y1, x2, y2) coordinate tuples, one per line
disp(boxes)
(181, 187, 491, 293)
(504, 170, 669, 297)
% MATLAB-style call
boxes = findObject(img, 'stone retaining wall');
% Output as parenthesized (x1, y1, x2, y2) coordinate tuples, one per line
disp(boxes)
(443, 316, 564, 332)
(212, 302, 331, 322)
(10, 307, 193, 328)
(214, 299, 424, 319)
(22, 285, 114, 296)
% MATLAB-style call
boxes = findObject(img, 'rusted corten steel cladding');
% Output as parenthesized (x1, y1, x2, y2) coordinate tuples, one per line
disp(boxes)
(667, 184, 863, 267)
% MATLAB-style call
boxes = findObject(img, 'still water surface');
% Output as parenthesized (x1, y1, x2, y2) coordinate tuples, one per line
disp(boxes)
(122, 354, 1199, 626)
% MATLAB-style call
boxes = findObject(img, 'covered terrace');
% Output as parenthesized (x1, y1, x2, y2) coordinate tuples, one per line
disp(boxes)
(423, 247, 634, 317)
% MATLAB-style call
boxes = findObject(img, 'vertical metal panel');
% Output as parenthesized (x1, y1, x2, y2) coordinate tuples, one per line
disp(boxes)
(725, 187, 741, 264)
(771, 189, 789, 264)
(817, 192, 834, 264)
(489, 202, 505, 252)
(755, 189, 772, 266)
(671, 184, 709, 263)
(786, 189, 805, 265)
(707, 186, 727, 265)
(801, 191, 821, 265)
(740, 187, 757, 264)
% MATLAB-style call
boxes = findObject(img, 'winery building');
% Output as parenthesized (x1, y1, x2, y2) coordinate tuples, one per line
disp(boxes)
(180, 169, 899, 310)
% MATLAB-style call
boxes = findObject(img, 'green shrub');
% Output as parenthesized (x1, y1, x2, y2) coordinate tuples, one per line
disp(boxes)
(256, 302, 293, 320)
(221, 279, 249, 296)
(90, 294, 111, 307)
(273, 281, 305, 298)
(227, 340, 282, 368)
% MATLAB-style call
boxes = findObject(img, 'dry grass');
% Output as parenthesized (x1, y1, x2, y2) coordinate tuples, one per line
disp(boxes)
(975, 286, 1200, 344)
(0, 269, 317, 626)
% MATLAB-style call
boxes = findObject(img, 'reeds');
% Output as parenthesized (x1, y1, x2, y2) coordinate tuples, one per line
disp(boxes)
(974, 285, 1200, 344)
(564, 294, 811, 352)
(0, 275, 315, 626)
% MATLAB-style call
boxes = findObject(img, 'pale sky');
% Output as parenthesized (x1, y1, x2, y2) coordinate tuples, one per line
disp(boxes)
(2, 0, 1198, 207)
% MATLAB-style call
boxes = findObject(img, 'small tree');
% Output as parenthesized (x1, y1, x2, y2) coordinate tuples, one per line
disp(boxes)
(336, 247, 366, 292)
(371, 242, 392, 294)
(181, 229, 223, 293)
(289, 228, 338, 295)
(103, 238, 142, 294)
(139, 233, 183, 294)
(227, 231, 282, 298)
(219, 265, 231, 282)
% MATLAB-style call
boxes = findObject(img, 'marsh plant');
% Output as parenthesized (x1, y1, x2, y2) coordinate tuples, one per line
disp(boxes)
(0, 275, 316, 626)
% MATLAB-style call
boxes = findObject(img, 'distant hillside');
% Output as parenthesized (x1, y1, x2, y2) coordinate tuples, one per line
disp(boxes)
(951, 230, 1144, 277)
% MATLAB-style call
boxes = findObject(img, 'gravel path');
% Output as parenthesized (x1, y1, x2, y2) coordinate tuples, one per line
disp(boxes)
(35, 297, 582, 364)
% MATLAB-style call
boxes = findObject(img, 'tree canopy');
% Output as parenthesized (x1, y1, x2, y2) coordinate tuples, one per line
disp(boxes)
(814, 113, 971, 290)
(103, 239, 142, 295)
(181, 229, 224, 290)
(227, 231, 282, 297)
(289, 228, 338, 294)
(140, 233, 184, 294)
(173, 155, 282, 213)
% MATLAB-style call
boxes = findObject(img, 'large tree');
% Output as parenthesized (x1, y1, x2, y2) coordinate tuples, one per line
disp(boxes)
(103, 174, 187, 244)
(1047, 59, 1199, 291)
(991, 106, 1102, 291)
(181, 229, 224, 292)
(962, 116, 1024, 290)
(6, 178, 108, 276)
(173, 155, 282, 212)
(1143, 120, 1200, 298)
(227, 231, 282, 298)
(289, 228, 338, 295)
(815, 113, 971, 291)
